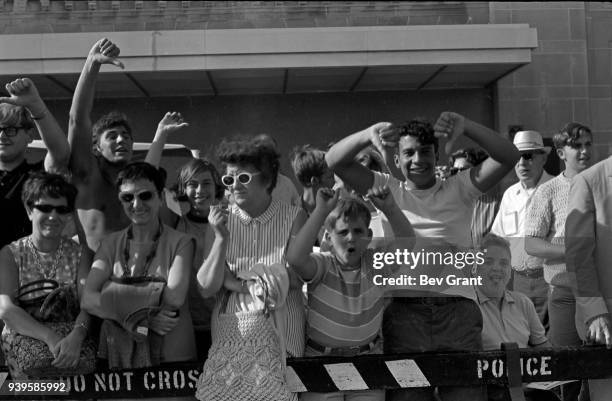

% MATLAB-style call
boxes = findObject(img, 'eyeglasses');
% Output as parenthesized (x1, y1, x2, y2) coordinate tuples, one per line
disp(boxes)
(118, 190, 155, 203)
(30, 204, 72, 215)
(0, 126, 25, 137)
(520, 152, 545, 161)
(221, 172, 261, 187)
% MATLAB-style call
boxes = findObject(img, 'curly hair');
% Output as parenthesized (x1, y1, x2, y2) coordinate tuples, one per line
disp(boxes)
(397, 118, 439, 153)
(216, 135, 280, 194)
(22, 171, 77, 211)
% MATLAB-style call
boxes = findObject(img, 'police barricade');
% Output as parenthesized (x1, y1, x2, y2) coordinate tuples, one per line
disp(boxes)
(0, 344, 607, 400)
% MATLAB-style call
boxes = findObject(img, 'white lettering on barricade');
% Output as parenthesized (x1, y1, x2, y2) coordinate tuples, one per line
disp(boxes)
(94, 373, 107, 391)
(109, 373, 121, 391)
(173, 370, 185, 389)
(187, 369, 199, 389)
(526, 358, 538, 376)
(62, 375, 86, 392)
(492, 359, 504, 378)
(477, 359, 489, 378)
(540, 356, 551, 375)
(144, 371, 156, 390)
(477, 356, 554, 379)
(159, 370, 171, 390)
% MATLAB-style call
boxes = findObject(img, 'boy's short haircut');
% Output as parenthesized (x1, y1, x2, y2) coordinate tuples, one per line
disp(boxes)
(116, 162, 165, 194)
(398, 118, 439, 153)
(22, 171, 78, 211)
(449, 148, 479, 167)
(324, 197, 372, 232)
(216, 135, 280, 194)
(553, 122, 592, 150)
(356, 146, 387, 173)
(0, 104, 35, 131)
(478, 233, 510, 255)
(290, 145, 328, 186)
(92, 111, 132, 148)
(177, 157, 224, 200)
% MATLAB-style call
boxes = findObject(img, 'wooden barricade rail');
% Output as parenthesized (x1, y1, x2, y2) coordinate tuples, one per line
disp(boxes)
(0, 344, 608, 400)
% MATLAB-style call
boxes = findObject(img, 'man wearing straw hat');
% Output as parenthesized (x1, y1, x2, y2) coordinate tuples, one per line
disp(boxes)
(491, 130, 553, 323)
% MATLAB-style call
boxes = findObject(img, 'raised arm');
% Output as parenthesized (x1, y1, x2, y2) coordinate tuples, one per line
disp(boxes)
(68, 38, 124, 178)
(434, 112, 519, 194)
(326, 123, 393, 195)
(0, 78, 70, 172)
(366, 186, 415, 249)
(145, 111, 189, 168)
(287, 188, 338, 281)
(371, 133, 404, 182)
(196, 206, 229, 298)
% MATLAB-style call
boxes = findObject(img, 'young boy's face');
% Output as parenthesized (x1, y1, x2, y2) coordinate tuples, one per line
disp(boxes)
(329, 216, 371, 267)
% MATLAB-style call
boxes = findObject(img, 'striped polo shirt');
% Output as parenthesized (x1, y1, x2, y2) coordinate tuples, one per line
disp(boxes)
(220, 198, 306, 357)
(306, 250, 384, 348)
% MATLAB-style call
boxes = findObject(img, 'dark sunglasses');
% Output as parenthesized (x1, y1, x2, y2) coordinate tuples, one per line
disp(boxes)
(0, 126, 25, 137)
(118, 190, 155, 203)
(31, 204, 72, 215)
(221, 172, 261, 187)
(520, 152, 545, 161)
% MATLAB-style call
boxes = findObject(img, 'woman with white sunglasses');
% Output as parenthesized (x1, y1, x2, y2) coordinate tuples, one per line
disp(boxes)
(196, 135, 307, 400)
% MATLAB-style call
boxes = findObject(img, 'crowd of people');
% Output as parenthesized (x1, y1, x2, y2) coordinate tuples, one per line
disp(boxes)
(0, 37, 609, 401)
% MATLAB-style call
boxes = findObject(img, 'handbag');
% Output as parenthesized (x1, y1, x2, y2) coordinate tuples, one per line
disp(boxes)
(1, 279, 96, 377)
(195, 290, 293, 401)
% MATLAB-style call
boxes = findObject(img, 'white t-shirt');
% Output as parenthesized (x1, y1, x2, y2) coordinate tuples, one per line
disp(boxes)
(372, 170, 482, 300)
(373, 170, 481, 249)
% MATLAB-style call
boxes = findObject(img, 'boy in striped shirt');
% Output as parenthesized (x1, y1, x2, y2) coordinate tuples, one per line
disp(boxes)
(287, 186, 414, 401)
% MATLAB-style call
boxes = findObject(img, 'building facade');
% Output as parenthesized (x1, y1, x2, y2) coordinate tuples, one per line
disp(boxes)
(1, 1, 610, 176)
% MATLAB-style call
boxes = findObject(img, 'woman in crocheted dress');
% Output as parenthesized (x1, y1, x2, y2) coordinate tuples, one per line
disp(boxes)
(0, 172, 92, 379)
(195, 136, 307, 401)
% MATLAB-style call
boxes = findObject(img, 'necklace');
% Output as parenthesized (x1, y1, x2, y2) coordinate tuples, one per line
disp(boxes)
(121, 221, 164, 277)
(27, 237, 64, 279)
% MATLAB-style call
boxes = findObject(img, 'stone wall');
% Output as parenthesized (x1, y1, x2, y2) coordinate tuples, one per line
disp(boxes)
(492, 1, 612, 161)
(1, 1, 489, 33)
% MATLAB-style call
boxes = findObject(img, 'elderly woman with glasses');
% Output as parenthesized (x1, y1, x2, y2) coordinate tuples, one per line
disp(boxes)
(0, 172, 92, 379)
(196, 136, 306, 400)
(82, 162, 196, 371)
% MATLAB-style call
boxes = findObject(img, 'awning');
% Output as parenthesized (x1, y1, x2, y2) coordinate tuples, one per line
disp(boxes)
(0, 24, 537, 98)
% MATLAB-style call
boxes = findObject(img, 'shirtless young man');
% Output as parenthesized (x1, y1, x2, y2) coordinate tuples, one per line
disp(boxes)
(68, 38, 186, 251)
(68, 38, 131, 251)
